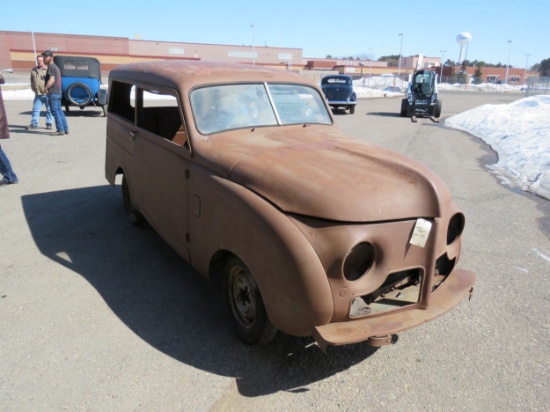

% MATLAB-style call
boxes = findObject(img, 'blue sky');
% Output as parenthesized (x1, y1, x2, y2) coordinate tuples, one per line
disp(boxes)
(1, 0, 547, 68)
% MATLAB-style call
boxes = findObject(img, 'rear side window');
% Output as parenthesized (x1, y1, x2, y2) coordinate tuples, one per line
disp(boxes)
(109, 80, 187, 146)
(108, 81, 134, 122)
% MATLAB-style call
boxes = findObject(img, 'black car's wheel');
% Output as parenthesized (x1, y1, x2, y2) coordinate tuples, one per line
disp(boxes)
(349, 105, 356, 114)
(224, 257, 277, 345)
(400, 99, 409, 117)
(432, 100, 442, 118)
(66, 82, 93, 107)
(121, 175, 144, 227)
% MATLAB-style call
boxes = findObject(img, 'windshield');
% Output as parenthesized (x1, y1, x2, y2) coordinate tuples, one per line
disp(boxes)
(190, 82, 332, 134)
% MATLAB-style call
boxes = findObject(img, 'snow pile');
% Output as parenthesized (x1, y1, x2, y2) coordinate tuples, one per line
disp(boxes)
(445, 95, 550, 199)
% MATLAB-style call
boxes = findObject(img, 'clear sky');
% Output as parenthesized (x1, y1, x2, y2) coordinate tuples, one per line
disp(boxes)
(1, 0, 547, 68)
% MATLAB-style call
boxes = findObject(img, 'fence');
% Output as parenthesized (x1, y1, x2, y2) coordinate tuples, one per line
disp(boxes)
(524, 77, 550, 96)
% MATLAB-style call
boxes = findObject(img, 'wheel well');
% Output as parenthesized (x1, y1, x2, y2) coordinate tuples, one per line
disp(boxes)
(208, 250, 235, 289)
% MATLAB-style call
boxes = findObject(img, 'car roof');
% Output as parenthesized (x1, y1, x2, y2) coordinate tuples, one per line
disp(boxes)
(109, 60, 313, 91)
(53, 55, 102, 79)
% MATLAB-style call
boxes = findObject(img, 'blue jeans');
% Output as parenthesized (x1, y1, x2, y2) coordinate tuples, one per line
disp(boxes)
(0, 146, 18, 182)
(47, 93, 69, 133)
(31, 94, 53, 127)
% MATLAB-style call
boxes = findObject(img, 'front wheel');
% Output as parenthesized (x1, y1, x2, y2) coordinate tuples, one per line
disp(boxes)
(122, 175, 144, 227)
(432, 100, 442, 118)
(223, 257, 277, 345)
(349, 105, 356, 114)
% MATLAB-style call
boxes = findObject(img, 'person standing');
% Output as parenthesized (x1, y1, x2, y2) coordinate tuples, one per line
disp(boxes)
(27, 55, 53, 130)
(0, 73, 19, 186)
(42, 50, 69, 136)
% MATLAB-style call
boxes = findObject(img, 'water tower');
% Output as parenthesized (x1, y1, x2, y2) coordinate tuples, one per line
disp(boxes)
(456, 32, 472, 64)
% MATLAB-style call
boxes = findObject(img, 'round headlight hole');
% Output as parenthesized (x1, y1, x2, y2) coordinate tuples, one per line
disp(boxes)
(447, 213, 465, 245)
(343, 242, 375, 281)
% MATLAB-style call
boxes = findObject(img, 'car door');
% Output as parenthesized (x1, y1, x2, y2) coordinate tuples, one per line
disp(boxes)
(132, 86, 191, 261)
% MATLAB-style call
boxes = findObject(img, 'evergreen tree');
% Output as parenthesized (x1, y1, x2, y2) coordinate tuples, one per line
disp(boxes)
(473, 65, 484, 84)
(538, 58, 550, 76)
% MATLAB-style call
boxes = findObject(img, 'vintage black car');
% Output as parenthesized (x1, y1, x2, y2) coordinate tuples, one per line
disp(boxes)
(321, 75, 357, 114)
(53, 55, 108, 116)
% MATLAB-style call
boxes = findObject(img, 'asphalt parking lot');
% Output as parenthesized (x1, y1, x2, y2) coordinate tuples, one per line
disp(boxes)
(1, 91, 548, 411)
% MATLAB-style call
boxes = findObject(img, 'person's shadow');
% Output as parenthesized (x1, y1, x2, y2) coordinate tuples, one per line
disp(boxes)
(22, 185, 377, 396)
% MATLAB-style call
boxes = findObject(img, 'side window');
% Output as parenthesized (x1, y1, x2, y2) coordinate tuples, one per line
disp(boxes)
(136, 88, 187, 146)
(108, 81, 134, 122)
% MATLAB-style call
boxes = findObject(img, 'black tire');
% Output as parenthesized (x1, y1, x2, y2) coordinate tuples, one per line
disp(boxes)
(432, 100, 442, 118)
(223, 257, 277, 345)
(66, 82, 93, 107)
(349, 105, 356, 114)
(400, 99, 408, 117)
(64, 104, 70, 112)
(121, 175, 144, 227)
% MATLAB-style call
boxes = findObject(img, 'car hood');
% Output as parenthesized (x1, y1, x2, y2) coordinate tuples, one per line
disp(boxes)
(194, 126, 452, 222)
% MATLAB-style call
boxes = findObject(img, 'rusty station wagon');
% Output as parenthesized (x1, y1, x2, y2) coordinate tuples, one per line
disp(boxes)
(105, 61, 476, 351)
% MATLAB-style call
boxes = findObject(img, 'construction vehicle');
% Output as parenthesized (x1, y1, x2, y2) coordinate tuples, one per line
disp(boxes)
(400, 69, 442, 120)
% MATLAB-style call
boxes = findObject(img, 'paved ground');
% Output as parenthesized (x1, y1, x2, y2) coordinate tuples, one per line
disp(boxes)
(1, 91, 548, 411)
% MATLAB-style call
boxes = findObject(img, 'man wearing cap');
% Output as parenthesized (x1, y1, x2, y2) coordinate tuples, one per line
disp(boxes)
(42, 50, 69, 136)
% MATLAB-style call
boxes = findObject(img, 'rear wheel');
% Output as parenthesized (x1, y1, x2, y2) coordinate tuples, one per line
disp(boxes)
(400, 99, 409, 117)
(224, 257, 277, 345)
(121, 175, 144, 227)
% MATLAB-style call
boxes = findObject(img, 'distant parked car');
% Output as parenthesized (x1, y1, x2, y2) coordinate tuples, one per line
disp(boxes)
(321, 75, 357, 114)
(383, 86, 404, 93)
(53, 55, 108, 116)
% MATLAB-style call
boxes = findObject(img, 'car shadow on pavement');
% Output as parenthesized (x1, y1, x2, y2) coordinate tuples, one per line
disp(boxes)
(21, 185, 376, 396)
(367, 112, 402, 117)
(18, 109, 104, 118)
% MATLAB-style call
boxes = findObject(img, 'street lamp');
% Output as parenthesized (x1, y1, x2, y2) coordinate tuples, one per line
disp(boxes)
(251, 24, 255, 65)
(440, 50, 446, 83)
(505, 40, 512, 83)
(524, 53, 530, 85)
(368, 47, 373, 81)
(397, 33, 404, 79)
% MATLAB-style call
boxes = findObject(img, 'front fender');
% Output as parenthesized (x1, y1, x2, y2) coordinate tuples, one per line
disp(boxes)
(188, 165, 334, 336)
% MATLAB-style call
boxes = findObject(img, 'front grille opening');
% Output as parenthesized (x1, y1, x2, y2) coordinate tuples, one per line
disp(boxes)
(350, 269, 422, 318)
(432, 253, 456, 292)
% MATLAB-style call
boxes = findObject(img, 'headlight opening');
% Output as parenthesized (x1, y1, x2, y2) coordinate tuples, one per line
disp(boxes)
(343, 242, 375, 281)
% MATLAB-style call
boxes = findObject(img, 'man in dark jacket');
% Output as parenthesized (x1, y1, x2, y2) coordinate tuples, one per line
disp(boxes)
(42, 50, 69, 136)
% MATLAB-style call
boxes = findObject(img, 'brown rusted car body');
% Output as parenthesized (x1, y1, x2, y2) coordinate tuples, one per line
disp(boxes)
(105, 61, 476, 351)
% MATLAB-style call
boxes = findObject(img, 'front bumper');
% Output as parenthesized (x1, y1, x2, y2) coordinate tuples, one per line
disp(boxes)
(312, 268, 476, 352)
(328, 100, 357, 106)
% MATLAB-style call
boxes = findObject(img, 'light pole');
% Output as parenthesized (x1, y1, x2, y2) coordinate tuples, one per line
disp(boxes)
(524, 53, 530, 85)
(397, 33, 403, 79)
(251, 24, 255, 65)
(368, 47, 373, 84)
(505, 40, 512, 83)
(359, 63, 365, 87)
(440, 50, 446, 83)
